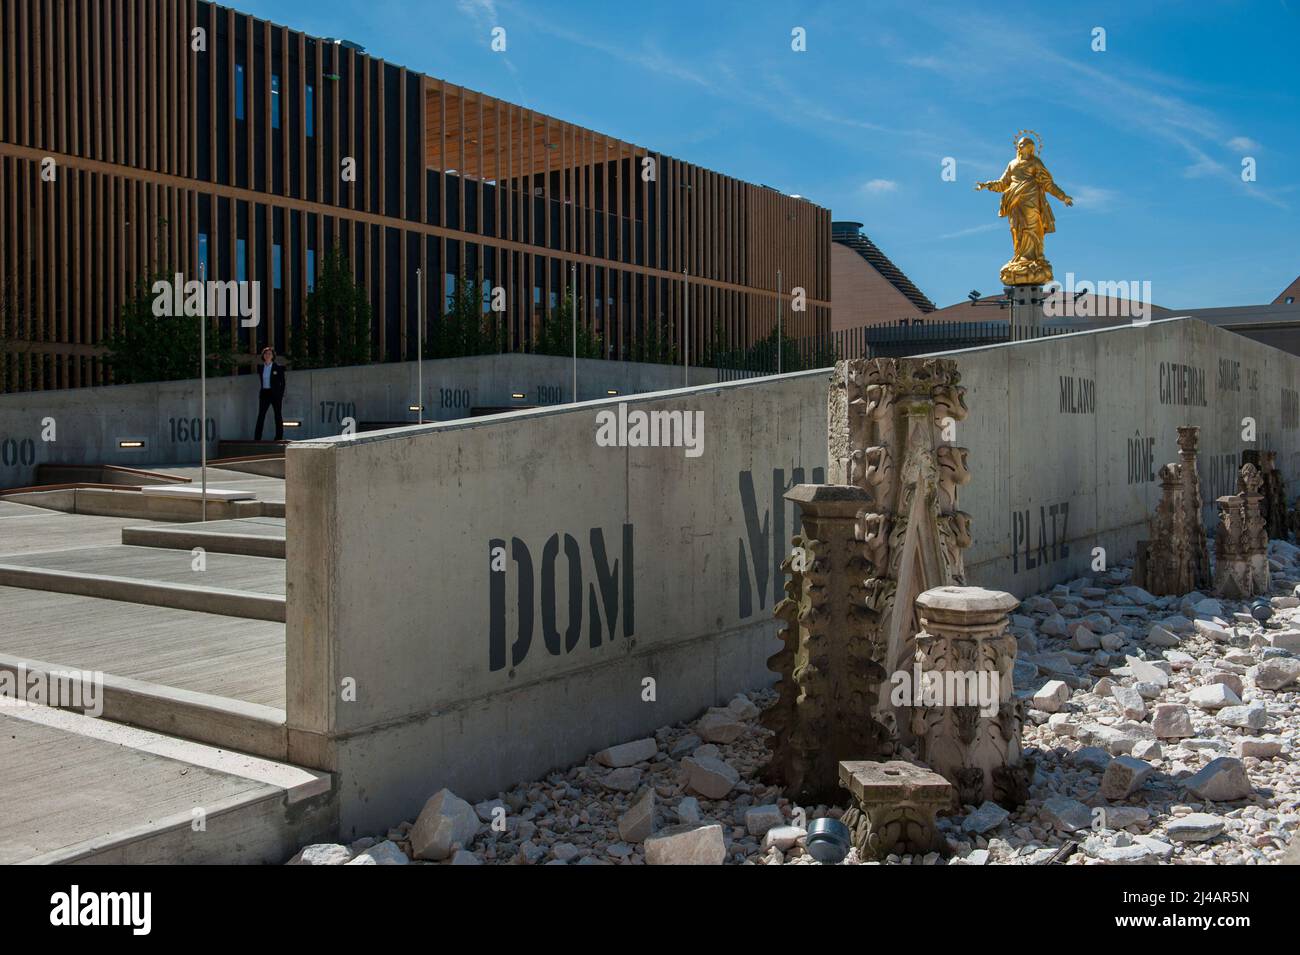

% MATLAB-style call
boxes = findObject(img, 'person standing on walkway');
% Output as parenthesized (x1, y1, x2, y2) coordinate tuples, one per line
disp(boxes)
(254, 346, 287, 441)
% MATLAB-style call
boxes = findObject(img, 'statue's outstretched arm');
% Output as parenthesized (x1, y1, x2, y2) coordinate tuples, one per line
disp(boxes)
(974, 163, 1012, 192)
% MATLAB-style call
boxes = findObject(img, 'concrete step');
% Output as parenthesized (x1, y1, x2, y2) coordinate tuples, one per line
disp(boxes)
(0, 544, 285, 621)
(122, 517, 287, 558)
(0, 486, 277, 521)
(0, 700, 332, 864)
(0, 651, 288, 760)
(141, 484, 256, 501)
(0, 584, 284, 710)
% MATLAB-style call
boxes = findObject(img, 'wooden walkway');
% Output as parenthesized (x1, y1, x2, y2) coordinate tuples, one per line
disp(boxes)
(0, 501, 150, 557)
(0, 703, 327, 864)
(0, 585, 285, 707)
(0, 544, 286, 595)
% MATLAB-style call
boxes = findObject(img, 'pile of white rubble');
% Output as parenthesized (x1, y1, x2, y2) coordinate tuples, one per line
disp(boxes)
(290, 544, 1300, 865)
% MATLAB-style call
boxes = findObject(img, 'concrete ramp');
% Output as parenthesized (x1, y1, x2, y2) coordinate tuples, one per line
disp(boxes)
(0, 702, 331, 864)
(207, 456, 287, 479)
(217, 440, 289, 459)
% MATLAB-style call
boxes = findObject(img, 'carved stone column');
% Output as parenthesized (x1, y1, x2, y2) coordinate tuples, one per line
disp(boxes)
(1178, 426, 1213, 589)
(839, 760, 954, 860)
(1263, 451, 1288, 540)
(1215, 464, 1270, 598)
(761, 485, 895, 805)
(1135, 462, 1186, 595)
(1134, 426, 1211, 596)
(909, 586, 1030, 808)
(1242, 465, 1271, 593)
(826, 357, 972, 746)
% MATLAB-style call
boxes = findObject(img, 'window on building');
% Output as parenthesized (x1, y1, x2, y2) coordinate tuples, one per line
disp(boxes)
(1288, 296, 1296, 304)
(271, 75, 280, 129)
(235, 65, 246, 121)
(273, 244, 282, 289)
(236, 239, 247, 282)
(306, 250, 316, 292)
(197, 233, 209, 278)
(305, 84, 314, 137)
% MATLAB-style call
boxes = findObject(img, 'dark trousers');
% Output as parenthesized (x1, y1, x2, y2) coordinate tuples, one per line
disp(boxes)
(255, 390, 284, 441)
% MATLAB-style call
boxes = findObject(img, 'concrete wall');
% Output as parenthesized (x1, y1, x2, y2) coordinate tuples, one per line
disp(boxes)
(287, 370, 830, 834)
(286, 317, 1300, 836)
(952, 317, 1300, 595)
(0, 354, 738, 489)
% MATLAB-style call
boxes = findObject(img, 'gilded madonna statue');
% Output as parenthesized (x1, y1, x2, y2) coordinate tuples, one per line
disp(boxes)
(975, 131, 1073, 286)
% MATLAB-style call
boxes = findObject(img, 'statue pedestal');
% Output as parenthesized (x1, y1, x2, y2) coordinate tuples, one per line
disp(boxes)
(1006, 284, 1045, 341)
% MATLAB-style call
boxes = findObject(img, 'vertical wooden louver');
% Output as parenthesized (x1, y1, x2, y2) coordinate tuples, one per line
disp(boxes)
(0, 0, 830, 392)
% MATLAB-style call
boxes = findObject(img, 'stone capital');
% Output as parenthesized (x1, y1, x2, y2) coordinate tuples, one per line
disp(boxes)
(914, 585, 1018, 632)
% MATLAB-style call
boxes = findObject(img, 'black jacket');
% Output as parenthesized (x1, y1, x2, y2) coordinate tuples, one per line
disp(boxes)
(257, 361, 287, 398)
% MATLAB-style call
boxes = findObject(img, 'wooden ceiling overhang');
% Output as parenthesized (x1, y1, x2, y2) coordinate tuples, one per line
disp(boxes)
(425, 84, 645, 181)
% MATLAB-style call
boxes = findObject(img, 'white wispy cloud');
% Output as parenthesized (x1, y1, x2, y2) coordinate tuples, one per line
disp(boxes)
(861, 178, 899, 195)
(456, 0, 498, 23)
(894, 8, 1291, 211)
(1070, 184, 1119, 210)
(938, 222, 1001, 240)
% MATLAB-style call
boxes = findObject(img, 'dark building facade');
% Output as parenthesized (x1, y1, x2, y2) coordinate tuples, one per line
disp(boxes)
(0, 0, 832, 392)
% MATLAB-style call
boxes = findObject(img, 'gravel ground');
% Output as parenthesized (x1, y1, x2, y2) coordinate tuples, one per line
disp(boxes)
(290, 543, 1300, 866)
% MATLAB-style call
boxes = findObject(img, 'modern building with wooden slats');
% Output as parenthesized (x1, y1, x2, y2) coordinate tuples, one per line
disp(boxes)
(0, 0, 832, 393)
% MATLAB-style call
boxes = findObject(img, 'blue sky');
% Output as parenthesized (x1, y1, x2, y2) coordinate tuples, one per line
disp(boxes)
(240, 0, 1298, 308)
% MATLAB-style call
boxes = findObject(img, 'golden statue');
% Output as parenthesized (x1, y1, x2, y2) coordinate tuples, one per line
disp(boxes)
(975, 131, 1073, 286)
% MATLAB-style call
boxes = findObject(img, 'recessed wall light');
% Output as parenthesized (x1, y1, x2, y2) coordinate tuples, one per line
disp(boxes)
(118, 439, 145, 449)
(511, 392, 525, 400)
(607, 389, 618, 396)
(408, 405, 423, 412)
(283, 420, 302, 428)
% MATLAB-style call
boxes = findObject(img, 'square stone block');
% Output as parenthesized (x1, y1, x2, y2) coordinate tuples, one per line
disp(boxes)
(839, 760, 954, 859)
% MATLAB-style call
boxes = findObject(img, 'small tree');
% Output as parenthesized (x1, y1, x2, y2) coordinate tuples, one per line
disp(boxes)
(711, 325, 830, 375)
(290, 247, 372, 369)
(102, 216, 238, 384)
(536, 289, 602, 359)
(0, 279, 36, 393)
(102, 275, 238, 384)
(435, 271, 501, 358)
(625, 314, 677, 366)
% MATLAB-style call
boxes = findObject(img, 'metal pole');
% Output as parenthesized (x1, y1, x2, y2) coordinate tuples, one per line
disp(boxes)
(571, 264, 577, 403)
(199, 260, 207, 523)
(684, 268, 689, 387)
(416, 267, 422, 423)
(777, 268, 782, 375)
